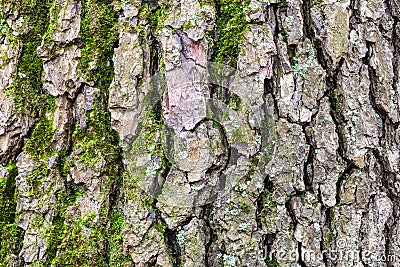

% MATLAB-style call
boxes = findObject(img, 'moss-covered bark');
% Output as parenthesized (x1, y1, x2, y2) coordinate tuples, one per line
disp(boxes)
(0, 162, 23, 266)
(1, 0, 400, 266)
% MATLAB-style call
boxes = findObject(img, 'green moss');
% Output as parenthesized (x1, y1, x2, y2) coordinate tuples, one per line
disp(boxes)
(43, 179, 88, 265)
(49, 213, 109, 267)
(263, 190, 278, 209)
(149, 4, 168, 34)
(42, 209, 65, 264)
(69, 0, 121, 178)
(328, 208, 335, 222)
(107, 209, 133, 266)
(0, 223, 23, 265)
(265, 255, 280, 266)
(326, 230, 336, 246)
(325, 208, 336, 246)
(24, 162, 50, 196)
(44, 0, 121, 261)
(0, 11, 9, 36)
(258, 188, 279, 229)
(1, 1, 123, 265)
(214, 0, 249, 67)
(128, 103, 171, 176)
(239, 200, 252, 213)
(0, 162, 23, 266)
(78, 0, 119, 93)
(231, 127, 251, 143)
(7, 0, 52, 115)
(39, 1, 62, 60)
(277, 0, 288, 8)
(312, 0, 323, 10)
(67, 107, 120, 172)
(228, 93, 242, 110)
(24, 96, 57, 160)
(51, 95, 120, 264)
(280, 30, 289, 43)
(154, 221, 167, 233)
(144, 105, 167, 159)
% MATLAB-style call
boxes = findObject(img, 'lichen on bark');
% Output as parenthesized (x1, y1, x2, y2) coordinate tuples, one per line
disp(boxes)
(1, 0, 400, 266)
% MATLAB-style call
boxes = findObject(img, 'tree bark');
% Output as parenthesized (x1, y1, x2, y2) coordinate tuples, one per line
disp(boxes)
(0, 0, 399, 266)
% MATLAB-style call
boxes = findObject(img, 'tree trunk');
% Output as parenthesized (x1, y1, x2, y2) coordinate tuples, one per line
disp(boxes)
(0, 0, 399, 266)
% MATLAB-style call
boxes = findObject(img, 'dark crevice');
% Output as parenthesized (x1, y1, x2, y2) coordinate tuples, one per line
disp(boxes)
(301, 123, 315, 190)
(372, 147, 398, 266)
(104, 155, 125, 264)
(384, 223, 394, 266)
(320, 207, 330, 266)
(268, 8, 284, 121)
(255, 175, 273, 229)
(148, 101, 172, 199)
(391, 17, 400, 129)
(254, 175, 274, 240)
(146, 0, 169, 200)
(147, 198, 186, 266)
(335, 162, 357, 204)
(203, 204, 218, 267)
(297, 242, 307, 267)
(284, 196, 303, 264)
(301, 0, 330, 69)
(284, 196, 297, 227)
(286, 44, 297, 65)
(264, 75, 280, 121)
(372, 149, 396, 201)
(256, 172, 278, 265)
(365, 37, 398, 264)
(149, 37, 160, 76)
(165, 228, 183, 267)
(264, 233, 278, 265)
(365, 42, 390, 129)
(325, 58, 353, 168)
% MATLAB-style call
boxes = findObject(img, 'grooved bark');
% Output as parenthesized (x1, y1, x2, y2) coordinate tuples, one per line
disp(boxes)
(0, 0, 399, 266)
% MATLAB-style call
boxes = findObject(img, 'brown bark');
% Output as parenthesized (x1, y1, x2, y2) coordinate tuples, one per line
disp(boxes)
(0, 0, 399, 266)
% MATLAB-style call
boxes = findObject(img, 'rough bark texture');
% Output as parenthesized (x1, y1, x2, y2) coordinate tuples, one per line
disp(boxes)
(0, 0, 399, 266)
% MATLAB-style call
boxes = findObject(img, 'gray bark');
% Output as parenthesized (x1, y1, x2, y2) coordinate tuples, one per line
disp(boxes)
(0, 0, 399, 266)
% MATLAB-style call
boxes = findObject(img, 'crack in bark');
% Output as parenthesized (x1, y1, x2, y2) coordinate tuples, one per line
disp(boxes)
(203, 204, 217, 267)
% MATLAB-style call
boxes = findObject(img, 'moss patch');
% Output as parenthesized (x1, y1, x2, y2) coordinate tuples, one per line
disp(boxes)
(42, 0, 121, 263)
(214, 0, 249, 67)
(50, 213, 109, 267)
(68, 107, 120, 171)
(39, 1, 62, 60)
(51, 107, 121, 265)
(108, 208, 133, 266)
(78, 0, 119, 94)
(24, 96, 57, 160)
(325, 208, 336, 246)
(7, 0, 52, 115)
(0, 162, 23, 266)
(0, 11, 8, 36)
